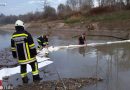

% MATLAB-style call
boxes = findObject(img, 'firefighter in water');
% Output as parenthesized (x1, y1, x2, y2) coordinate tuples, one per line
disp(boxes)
(78, 33, 86, 45)
(37, 34, 49, 56)
(37, 34, 48, 49)
(11, 20, 42, 83)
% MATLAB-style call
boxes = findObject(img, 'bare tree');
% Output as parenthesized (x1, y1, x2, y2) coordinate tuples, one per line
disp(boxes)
(66, 0, 79, 11)
(57, 4, 72, 18)
(43, 0, 49, 8)
(66, 0, 93, 11)
(43, 5, 57, 19)
(126, 0, 130, 6)
(57, 4, 66, 14)
(82, 0, 94, 8)
(97, 0, 101, 6)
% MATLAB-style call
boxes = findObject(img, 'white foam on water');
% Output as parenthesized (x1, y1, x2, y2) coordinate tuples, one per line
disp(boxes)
(46, 40, 130, 52)
(48, 46, 60, 52)
(87, 40, 130, 47)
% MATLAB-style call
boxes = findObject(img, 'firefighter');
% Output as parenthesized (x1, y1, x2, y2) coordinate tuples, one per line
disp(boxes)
(37, 34, 49, 50)
(79, 33, 86, 45)
(11, 20, 42, 83)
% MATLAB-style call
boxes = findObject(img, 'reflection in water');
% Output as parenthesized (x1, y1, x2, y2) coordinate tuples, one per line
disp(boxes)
(78, 47, 86, 57)
(84, 43, 130, 90)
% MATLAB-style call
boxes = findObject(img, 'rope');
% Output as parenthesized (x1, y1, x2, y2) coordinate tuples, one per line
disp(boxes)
(52, 61, 67, 90)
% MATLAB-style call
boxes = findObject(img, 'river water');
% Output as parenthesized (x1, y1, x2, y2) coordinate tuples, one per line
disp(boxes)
(0, 30, 130, 90)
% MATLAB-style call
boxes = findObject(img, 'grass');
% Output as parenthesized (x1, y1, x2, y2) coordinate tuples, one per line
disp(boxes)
(87, 10, 130, 22)
(64, 10, 130, 24)
(64, 16, 84, 24)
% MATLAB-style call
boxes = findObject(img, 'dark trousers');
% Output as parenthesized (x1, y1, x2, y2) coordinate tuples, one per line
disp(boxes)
(20, 61, 39, 78)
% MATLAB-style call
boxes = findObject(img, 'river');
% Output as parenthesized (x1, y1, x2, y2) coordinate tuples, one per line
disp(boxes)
(0, 30, 130, 90)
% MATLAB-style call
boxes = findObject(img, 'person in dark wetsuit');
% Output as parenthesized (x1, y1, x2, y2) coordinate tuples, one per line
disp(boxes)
(79, 33, 86, 45)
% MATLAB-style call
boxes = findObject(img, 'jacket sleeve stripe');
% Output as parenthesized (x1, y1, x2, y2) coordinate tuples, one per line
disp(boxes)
(29, 43, 35, 48)
(37, 39, 41, 42)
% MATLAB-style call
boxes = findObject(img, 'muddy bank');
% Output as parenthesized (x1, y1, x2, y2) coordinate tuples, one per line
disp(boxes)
(0, 20, 130, 40)
(0, 21, 129, 31)
(15, 77, 103, 90)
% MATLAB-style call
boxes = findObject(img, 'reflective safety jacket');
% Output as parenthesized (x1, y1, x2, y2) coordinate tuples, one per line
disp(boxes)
(37, 36, 48, 47)
(11, 29, 37, 64)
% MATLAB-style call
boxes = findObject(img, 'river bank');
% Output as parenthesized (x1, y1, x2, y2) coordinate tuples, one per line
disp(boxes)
(15, 77, 103, 90)
(0, 19, 130, 40)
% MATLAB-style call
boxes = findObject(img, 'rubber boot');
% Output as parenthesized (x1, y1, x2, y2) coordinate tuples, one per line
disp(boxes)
(22, 76, 28, 84)
(33, 74, 42, 82)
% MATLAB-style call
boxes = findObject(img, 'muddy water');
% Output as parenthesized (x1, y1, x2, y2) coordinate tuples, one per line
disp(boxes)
(0, 30, 130, 90)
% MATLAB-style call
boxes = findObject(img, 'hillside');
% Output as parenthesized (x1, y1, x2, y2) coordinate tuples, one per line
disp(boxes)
(1, 10, 130, 32)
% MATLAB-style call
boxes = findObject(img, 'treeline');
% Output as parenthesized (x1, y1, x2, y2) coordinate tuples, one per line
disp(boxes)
(57, 0, 130, 17)
(97, 0, 130, 7)
(0, 14, 18, 24)
(0, 5, 57, 24)
(0, 11, 45, 24)
(1, 0, 130, 24)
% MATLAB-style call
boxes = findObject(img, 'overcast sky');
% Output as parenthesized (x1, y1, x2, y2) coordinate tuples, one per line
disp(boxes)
(1, 0, 98, 16)
(0, 0, 66, 15)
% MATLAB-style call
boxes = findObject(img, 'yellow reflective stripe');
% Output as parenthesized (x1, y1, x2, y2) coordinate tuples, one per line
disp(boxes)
(21, 73, 27, 77)
(26, 43, 31, 59)
(32, 62, 39, 75)
(32, 70, 39, 75)
(43, 42, 46, 44)
(46, 42, 48, 45)
(11, 49, 16, 51)
(29, 43, 35, 47)
(12, 34, 28, 38)
(11, 47, 16, 51)
(43, 42, 48, 45)
(18, 57, 36, 63)
(37, 39, 41, 42)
